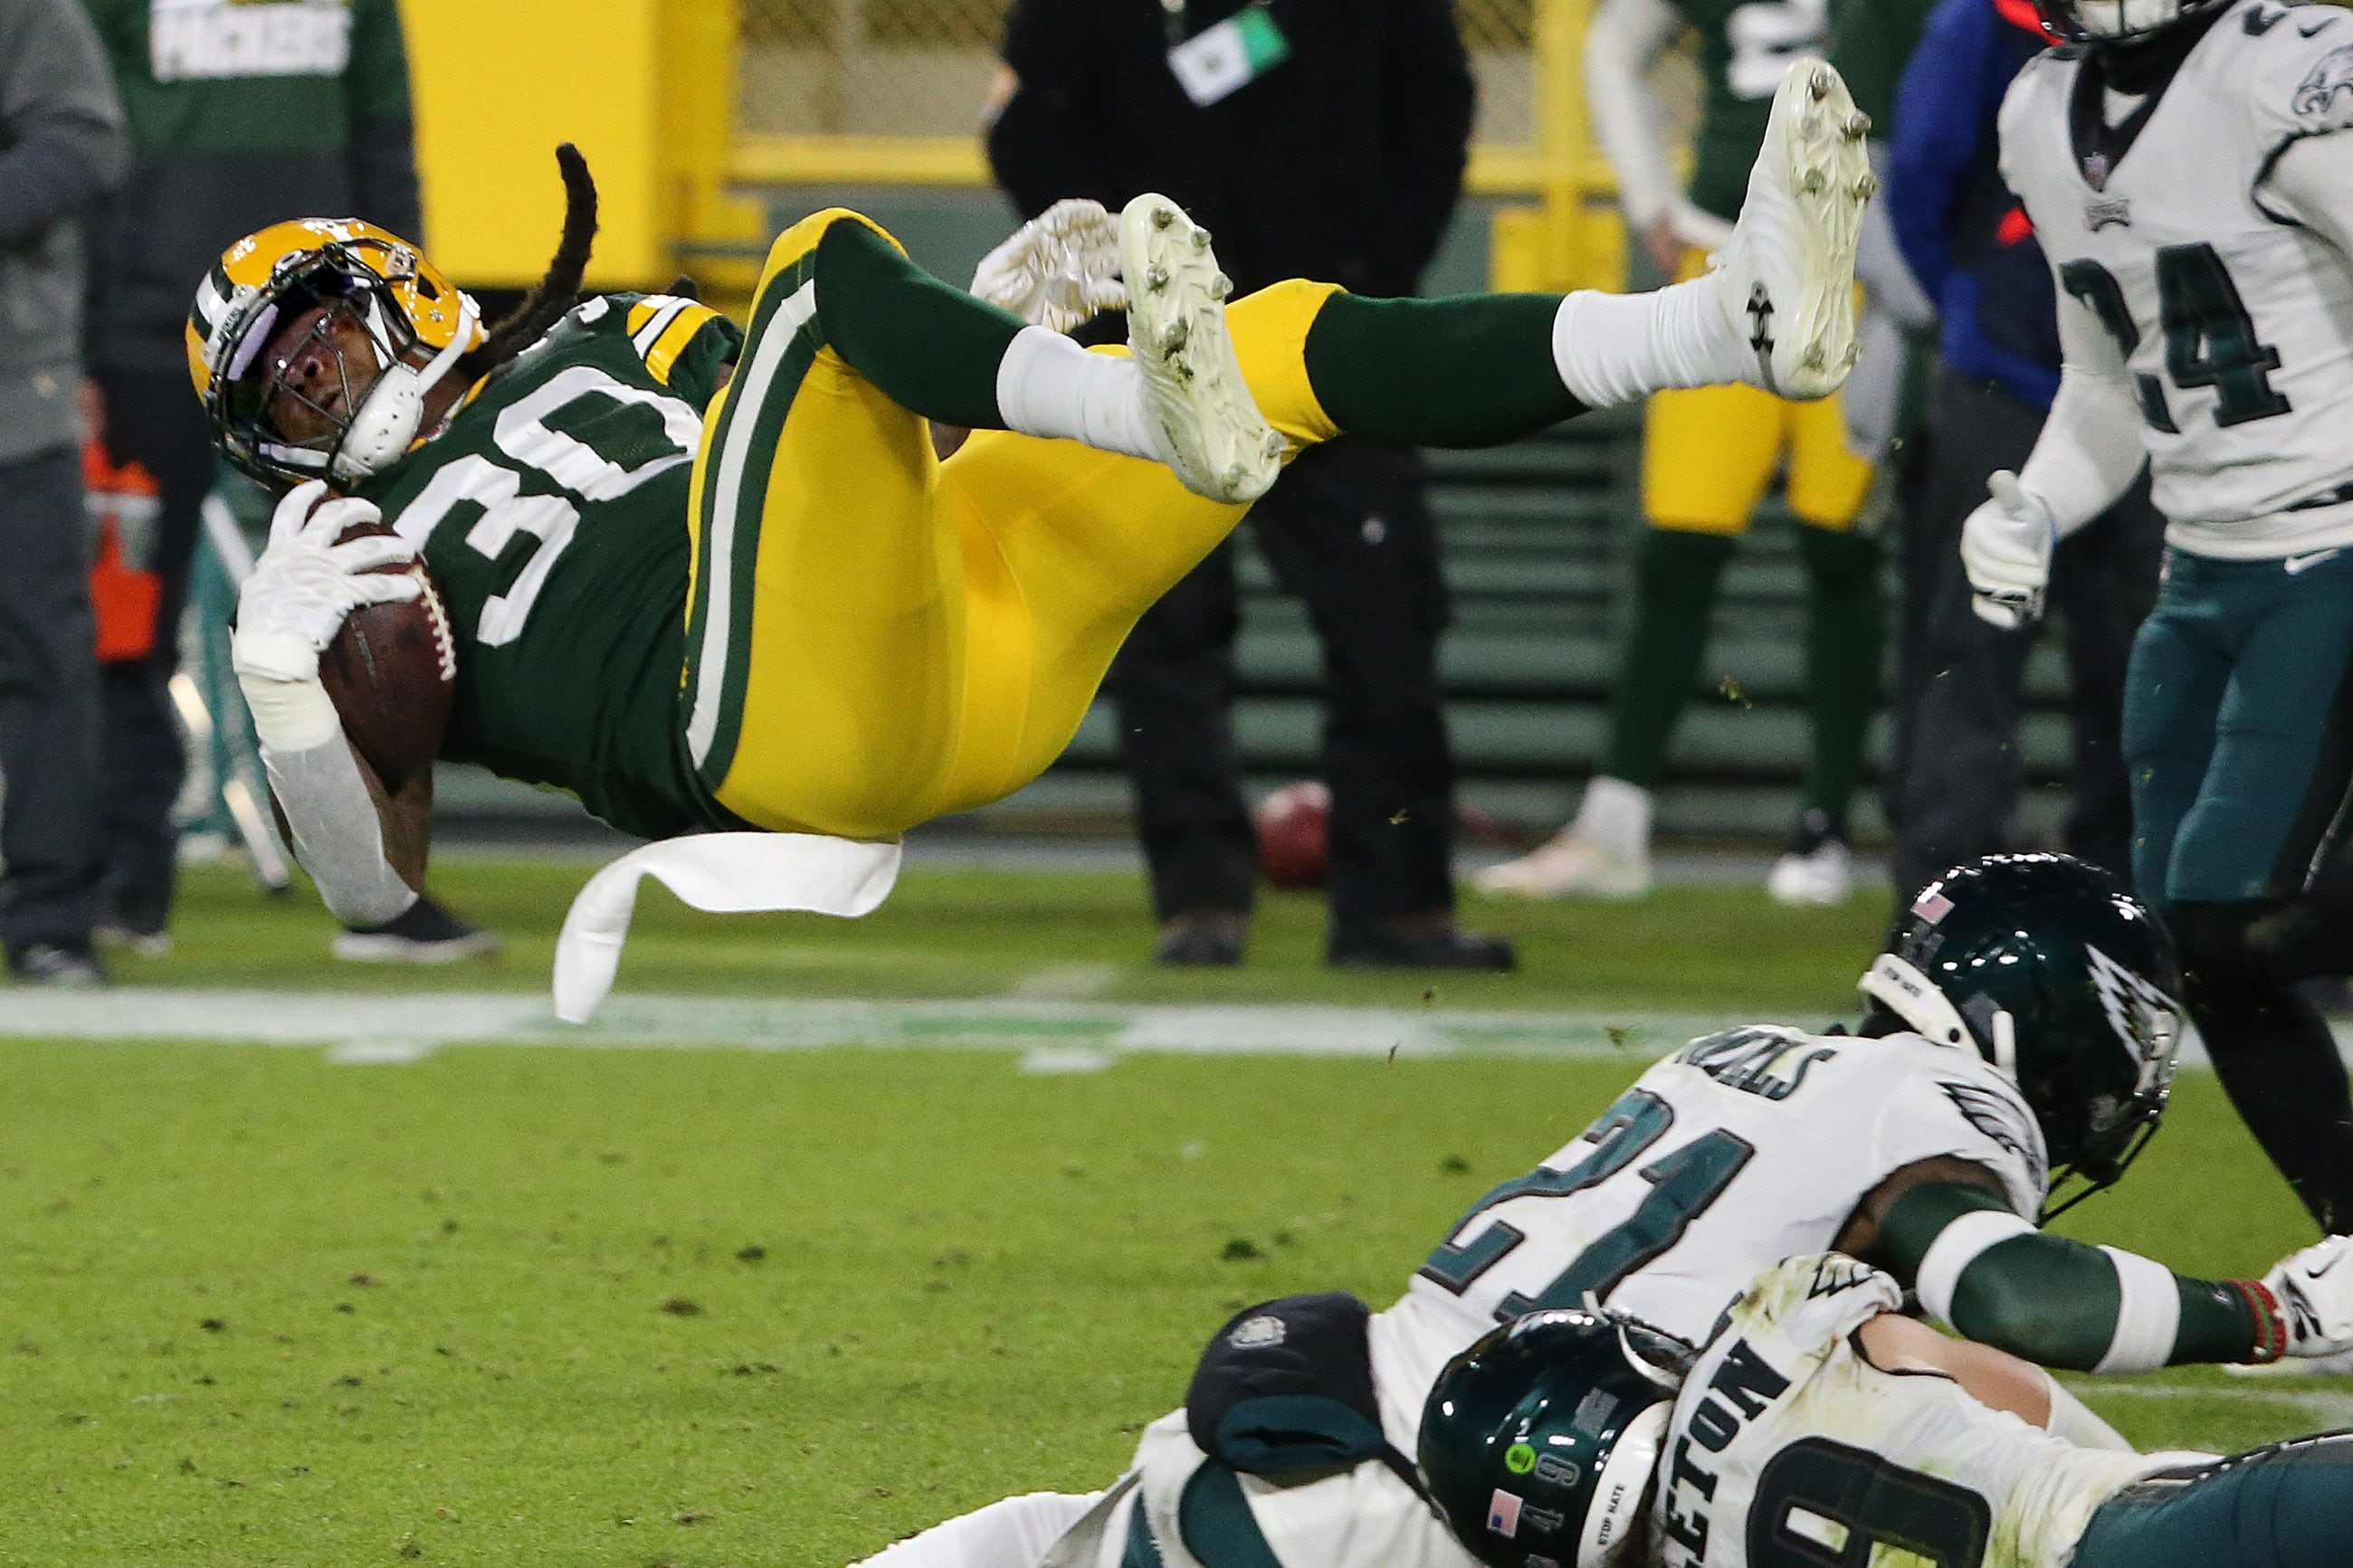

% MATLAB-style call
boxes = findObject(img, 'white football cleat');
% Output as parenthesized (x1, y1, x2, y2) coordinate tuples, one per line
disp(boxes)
(1711, 58, 1873, 400)
(1474, 827, 1653, 901)
(1119, 194, 1285, 505)
(2224, 1345, 2353, 1378)
(1767, 840, 1853, 907)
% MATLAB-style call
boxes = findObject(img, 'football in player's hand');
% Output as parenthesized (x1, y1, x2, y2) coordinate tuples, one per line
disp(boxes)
(317, 518, 455, 790)
(1255, 781, 1332, 890)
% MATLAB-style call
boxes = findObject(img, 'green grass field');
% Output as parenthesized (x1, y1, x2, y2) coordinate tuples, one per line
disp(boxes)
(3, 859, 2346, 1565)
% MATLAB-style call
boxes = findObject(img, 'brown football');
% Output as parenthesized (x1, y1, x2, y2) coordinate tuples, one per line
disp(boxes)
(316, 518, 455, 791)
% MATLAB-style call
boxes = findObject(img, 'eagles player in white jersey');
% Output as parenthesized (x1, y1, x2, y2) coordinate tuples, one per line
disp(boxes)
(843, 855, 2353, 1568)
(1422, 1253, 2353, 1568)
(1960, 0, 2353, 1238)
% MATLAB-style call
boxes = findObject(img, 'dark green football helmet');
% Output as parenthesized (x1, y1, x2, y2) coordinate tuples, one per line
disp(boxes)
(1860, 852, 2183, 1217)
(1418, 1309, 1686, 1568)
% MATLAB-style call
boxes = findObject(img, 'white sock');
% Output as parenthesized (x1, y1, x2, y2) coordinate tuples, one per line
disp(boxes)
(1550, 277, 1747, 409)
(1574, 776, 1653, 860)
(994, 326, 1160, 460)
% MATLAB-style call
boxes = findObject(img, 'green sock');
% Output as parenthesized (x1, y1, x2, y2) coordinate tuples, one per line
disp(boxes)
(1600, 528, 1734, 788)
(812, 219, 1027, 430)
(1301, 292, 1585, 446)
(1796, 525, 1882, 836)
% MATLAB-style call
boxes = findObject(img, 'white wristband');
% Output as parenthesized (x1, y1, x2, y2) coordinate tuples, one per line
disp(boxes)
(1915, 1209, 2038, 1327)
(2093, 1248, 2182, 1374)
(238, 671, 343, 753)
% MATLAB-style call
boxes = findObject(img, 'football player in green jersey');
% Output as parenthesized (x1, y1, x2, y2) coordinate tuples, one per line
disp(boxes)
(196, 96, 1873, 1007)
(1481, 0, 1886, 910)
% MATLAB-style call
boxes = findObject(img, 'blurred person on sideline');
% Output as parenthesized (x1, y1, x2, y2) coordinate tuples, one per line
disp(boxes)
(986, 0, 1515, 972)
(1479, 0, 1884, 909)
(1882, 0, 2163, 909)
(76, 0, 497, 963)
(0, 0, 125, 986)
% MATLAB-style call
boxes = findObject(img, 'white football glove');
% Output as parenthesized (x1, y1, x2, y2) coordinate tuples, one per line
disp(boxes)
(231, 479, 420, 687)
(1960, 470, 2057, 631)
(2262, 1233, 2353, 1358)
(972, 197, 1128, 334)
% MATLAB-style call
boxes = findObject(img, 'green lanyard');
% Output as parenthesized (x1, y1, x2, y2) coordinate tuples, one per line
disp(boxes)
(1160, 0, 1190, 47)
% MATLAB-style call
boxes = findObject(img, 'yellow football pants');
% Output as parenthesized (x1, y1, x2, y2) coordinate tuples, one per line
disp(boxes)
(1642, 258, 1872, 534)
(682, 210, 1342, 841)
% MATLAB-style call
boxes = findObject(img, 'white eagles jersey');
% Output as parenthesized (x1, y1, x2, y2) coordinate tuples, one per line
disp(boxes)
(1080, 1412, 1475, 1568)
(1652, 1256, 2190, 1568)
(2000, 0, 2353, 557)
(1376, 1028, 2048, 1405)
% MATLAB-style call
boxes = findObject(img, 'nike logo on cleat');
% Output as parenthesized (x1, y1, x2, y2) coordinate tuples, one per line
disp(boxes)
(2285, 549, 2342, 575)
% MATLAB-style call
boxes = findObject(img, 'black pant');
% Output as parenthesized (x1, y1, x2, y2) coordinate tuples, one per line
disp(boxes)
(0, 443, 105, 953)
(1889, 369, 2163, 905)
(94, 366, 214, 934)
(1111, 438, 1454, 927)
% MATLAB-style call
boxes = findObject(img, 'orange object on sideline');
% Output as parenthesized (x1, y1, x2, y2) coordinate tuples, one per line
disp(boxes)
(84, 442, 164, 663)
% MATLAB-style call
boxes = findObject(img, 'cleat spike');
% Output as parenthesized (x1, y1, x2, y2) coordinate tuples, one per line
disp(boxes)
(1808, 64, 1829, 100)
(1162, 318, 1189, 354)
(1145, 264, 1170, 291)
(1152, 204, 1177, 230)
(1190, 228, 1212, 251)
(1843, 111, 1872, 138)
(1842, 342, 1862, 369)
(1262, 431, 1288, 460)
(1799, 168, 1826, 195)
(1855, 175, 1881, 200)
(1211, 272, 1233, 299)
(1803, 346, 1826, 370)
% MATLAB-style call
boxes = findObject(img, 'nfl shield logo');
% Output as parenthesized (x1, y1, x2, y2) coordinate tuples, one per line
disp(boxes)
(1488, 1489, 1524, 1538)
(2082, 151, 2110, 190)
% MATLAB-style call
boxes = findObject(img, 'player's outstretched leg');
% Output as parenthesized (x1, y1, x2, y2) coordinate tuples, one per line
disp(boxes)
(807, 212, 1275, 503)
(2074, 1432, 2353, 1568)
(1295, 58, 1872, 445)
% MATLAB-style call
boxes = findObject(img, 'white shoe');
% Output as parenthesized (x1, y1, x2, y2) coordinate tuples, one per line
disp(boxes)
(1711, 58, 1873, 401)
(1768, 839, 1853, 907)
(2225, 1345, 2353, 1377)
(1475, 827, 1653, 901)
(1119, 194, 1286, 505)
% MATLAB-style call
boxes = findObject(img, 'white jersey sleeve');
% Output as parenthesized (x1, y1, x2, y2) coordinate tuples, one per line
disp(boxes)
(1651, 1257, 2186, 1568)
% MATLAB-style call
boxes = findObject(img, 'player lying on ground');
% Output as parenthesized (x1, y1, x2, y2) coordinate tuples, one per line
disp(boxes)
(839, 854, 2353, 1568)
(197, 64, 1872, 1007)
(1957, 0, 2353, 1240)
(1422, 1253, 2353, 1568)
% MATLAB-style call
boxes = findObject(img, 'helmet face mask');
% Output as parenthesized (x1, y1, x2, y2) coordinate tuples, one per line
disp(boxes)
(1419, 1311, 1688, 1568)
(1859, 854, 2184, 1219)
(190, 222, 481, 488)
(2035, 0, 2232, 43)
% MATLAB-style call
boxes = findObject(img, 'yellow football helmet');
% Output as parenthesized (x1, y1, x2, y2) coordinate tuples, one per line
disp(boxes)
(187, 218, 484, 486)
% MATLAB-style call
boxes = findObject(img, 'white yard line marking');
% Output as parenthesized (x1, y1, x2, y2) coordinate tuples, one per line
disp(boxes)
(0, 988, 1746, 1062)
(2065, 1379, 2353, 1431)
(0, 989, 2329, 1067)
(1003, 964, 1121, 1002)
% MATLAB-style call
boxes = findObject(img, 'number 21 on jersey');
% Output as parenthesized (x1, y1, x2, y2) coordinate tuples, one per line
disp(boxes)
(1419, 1088, 1755, 1320)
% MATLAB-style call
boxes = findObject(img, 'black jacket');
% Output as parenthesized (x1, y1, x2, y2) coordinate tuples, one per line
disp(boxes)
(987, 0, 1474, 298)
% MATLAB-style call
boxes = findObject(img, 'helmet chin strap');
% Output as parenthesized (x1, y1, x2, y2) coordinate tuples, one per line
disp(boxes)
(330, 293, 481, 484)
(1576, 1402, 1668, 1568)
(1858, 954, 2017, 1079)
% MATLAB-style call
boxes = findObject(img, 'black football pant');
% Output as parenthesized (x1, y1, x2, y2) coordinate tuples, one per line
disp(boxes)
(1110, 437, 1456, 927)
(0, 443, 105, 954)
(1888, 369, 2163, 906)
(93, 366, 214, 936)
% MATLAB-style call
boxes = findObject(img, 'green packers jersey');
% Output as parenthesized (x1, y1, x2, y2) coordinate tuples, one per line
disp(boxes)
(1677, 0, 1835, 221)
(1828, 0, 1940, 130)
(356, 293, 743, 838)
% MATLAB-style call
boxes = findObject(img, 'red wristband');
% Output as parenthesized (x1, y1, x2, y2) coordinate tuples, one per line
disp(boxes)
(2232, 1278, 2288, 1364)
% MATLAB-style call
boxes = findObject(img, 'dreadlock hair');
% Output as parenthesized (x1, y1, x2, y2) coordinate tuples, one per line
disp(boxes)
(457, 142, 600, 385)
